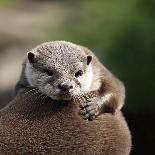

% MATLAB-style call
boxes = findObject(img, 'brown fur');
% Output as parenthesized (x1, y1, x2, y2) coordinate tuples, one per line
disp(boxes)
(14, 41, 126, 121)
(0, 87, 131, 155)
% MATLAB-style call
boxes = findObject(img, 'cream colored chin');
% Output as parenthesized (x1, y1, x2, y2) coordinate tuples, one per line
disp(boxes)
(37, 84, 73, 101)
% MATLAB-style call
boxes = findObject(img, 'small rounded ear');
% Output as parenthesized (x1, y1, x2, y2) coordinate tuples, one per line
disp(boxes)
(27, 52, 35, 63)
(87, 55, 92, 65)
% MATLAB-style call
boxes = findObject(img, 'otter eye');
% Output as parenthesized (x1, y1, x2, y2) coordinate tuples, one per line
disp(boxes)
(75, 70, 83, 78)
(44, 69, 53, 76)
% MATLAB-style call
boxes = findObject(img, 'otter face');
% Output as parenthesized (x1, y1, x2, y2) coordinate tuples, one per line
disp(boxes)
(25, 41, 93, 100)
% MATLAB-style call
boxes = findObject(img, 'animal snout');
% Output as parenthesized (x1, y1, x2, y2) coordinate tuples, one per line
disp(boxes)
(58, 84, 73, 92)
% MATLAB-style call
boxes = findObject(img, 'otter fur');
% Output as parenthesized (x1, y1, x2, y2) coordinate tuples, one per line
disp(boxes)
(0, 41, 131, 154)
(0, 87, 131, 155)
(14, 41, 125, 120)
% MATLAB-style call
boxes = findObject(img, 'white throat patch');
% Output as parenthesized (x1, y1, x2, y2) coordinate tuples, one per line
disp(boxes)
(25, 62, 33, 86)
(78, 64, 93, 92)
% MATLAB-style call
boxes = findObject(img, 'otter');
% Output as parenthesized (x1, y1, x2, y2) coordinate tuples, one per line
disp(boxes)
(14, 41, 125, 120)
(0, 41, 131, 155)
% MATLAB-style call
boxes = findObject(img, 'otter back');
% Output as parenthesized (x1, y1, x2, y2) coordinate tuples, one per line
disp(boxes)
(0, 88, 131, 155)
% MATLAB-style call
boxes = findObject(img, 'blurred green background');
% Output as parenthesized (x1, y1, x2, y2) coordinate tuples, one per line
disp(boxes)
(0, 0, 154, 154)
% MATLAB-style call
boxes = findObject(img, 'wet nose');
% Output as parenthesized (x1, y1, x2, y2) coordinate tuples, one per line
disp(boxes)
(58, 84, 73, 92)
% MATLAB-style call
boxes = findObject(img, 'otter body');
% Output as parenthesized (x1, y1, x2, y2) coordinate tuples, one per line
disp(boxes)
(0, 41, 131, 154)
(0, 88, 131, 155)
(14, 41, 125, 120)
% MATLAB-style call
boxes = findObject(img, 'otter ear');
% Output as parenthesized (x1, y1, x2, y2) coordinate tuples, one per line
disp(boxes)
(27, 52, 35, 63)
(87, 55, 92, 65)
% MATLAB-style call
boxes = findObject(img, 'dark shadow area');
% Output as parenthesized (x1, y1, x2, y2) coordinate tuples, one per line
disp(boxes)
(0, 90, 12, 109)
(123, 108, 155, 155)
(105, 17, 155, 154)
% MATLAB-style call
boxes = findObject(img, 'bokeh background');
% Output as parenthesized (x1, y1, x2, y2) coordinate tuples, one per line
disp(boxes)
(0, 0, 154, 154)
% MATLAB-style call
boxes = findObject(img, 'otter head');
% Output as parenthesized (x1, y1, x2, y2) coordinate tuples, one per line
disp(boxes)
(25, 41, 93, 100)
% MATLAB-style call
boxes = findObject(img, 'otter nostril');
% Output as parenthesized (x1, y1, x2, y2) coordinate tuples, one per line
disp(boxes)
(69, 85, 73, 89)
(58, 84, 73, 92)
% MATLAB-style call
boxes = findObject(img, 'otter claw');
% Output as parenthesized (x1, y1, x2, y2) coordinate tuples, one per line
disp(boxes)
(79, 101, 92, 108)
(86, 99, 91, 103)
(88, 115, 96, 121)
(79, 101, 99, 121)
(81, 113, 90, 120)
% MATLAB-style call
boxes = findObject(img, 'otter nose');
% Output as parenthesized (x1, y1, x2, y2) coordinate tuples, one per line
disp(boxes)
(58, 84, 73, 92)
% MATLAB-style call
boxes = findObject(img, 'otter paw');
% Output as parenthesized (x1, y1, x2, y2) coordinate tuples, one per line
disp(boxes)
(79, 101, 99, 121)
